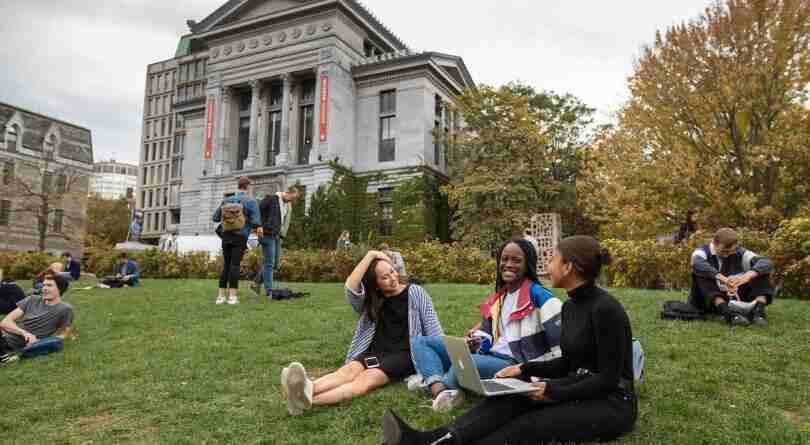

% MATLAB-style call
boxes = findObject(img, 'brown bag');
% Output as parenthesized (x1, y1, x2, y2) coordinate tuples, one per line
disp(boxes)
(221, 201, 246, 232)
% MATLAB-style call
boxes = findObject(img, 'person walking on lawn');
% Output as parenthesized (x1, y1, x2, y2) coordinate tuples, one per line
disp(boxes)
(280, 250, 443, 415)
(689, 227, 775, 326)
(257, 187, 300, 299)
(212, 176, 261, 305)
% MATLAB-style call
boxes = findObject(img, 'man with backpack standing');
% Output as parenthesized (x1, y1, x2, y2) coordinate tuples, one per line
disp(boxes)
(213, 176, 261, 305)
(258, 187, 301, 299)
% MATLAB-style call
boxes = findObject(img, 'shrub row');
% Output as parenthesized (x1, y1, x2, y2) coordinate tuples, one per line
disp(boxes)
(0, 242, 495, 286)
(2, 219, 806, 298)
(602, 220, 809, 299)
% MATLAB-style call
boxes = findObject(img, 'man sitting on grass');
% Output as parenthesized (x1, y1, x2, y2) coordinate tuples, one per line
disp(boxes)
(101, 253, 141, 288)
(689, 227, 775, 326)
(0, 274, 74, 364)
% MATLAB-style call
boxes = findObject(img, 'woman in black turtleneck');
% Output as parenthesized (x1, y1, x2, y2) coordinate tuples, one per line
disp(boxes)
(381, 236, 638, 445)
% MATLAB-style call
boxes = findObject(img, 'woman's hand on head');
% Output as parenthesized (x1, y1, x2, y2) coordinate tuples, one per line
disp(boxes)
(495, 364, 522, 379)
(366, 250, 389, 261)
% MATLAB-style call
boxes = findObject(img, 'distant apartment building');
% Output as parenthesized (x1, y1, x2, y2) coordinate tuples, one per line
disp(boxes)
(136, 0, 474, 242)
(91, 160, 138, 200)
(0, 101, 94, 254)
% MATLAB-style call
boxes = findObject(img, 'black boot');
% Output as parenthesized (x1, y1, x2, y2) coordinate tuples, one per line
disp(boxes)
(382, 410, 456, 445)
(751, 302, 768, 327)
(717, 302, 749, 326)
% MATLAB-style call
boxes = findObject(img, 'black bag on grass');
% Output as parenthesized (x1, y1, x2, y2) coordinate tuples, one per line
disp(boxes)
(271, 288, 309, 301)
(661, 300, 705, 321)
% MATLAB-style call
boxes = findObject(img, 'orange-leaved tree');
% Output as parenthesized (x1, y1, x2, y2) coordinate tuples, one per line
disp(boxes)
(580, 0, 810, 239)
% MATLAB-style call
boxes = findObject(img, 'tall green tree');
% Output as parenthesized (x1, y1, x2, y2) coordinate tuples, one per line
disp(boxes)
(85, 196, 131, 246)
(444, 83, 595, 249)
(580, 0, 810, 238)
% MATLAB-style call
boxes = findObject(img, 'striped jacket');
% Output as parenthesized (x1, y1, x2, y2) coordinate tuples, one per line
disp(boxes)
(345, 283, 444, 365)
(476, 278, 563, 363)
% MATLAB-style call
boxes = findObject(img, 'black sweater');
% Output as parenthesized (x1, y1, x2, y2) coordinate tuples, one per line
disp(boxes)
(521, 283, 634, 402)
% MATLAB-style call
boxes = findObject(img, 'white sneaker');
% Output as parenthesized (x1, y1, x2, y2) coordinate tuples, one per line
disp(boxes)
(215, 296, 226, 305)
(432, 389, 464, 413)
(405, 374, 426, 392)
(283, 362, 313, 416)
(227, 296, 239, 305)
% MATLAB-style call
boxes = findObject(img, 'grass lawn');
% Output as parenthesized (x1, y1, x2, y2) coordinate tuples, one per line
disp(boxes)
(2, 280, 809, 444)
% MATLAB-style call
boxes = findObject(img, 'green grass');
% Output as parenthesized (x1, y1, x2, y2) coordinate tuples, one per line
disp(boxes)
(1, 280, 809, 444)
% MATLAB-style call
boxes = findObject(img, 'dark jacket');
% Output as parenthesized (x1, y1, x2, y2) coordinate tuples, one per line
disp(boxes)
(65, 259, 81, 281)
(118, 260, 142, 287)
(259, 194, 282, 237)
(0, 280, 26, 315)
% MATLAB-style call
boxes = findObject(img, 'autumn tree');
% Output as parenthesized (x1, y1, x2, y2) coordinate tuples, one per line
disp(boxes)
(85, 196, 131, 246)
(580, 0, 810, 238)
(444, 83, 595, 249)
(7, 157, 90, 252)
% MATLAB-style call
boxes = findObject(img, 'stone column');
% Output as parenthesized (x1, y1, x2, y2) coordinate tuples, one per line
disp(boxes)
(245, 80, 261, 169)
(216, 86, 233, 175)
(276, 74, 292, 166)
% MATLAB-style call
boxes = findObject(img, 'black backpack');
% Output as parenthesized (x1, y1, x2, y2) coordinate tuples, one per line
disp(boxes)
(271, 288, 310, 301)
(661, 300, 705, 321)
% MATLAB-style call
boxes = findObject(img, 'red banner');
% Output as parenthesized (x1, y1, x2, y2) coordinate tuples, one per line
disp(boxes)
(319, 74, 329, 142)
(204, 99, 215, 160)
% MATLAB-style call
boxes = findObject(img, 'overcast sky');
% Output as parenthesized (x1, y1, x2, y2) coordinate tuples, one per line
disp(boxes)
(0, 0, 712, 164)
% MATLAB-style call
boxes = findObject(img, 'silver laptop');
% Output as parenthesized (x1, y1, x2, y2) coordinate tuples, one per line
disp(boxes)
(443, 335, 536, 396)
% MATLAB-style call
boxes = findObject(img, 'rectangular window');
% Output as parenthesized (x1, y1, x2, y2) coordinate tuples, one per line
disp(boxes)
(379, 187, 394, 235)
(380, 90, 397, 115)
(142, 167, 147, 185)
(379, 90, 397, 162)
(42, 171, 52, 194)
(150, 166, 155, 184)
(237, 117, 250, 170)
(2, 161, 13, 185)
(56, 174, 66, 194)
(159, 141, 164, 160)
(164, 163, 169, 182)
(0, 199, 10, 226)
(298, 105, 314, 165)
(379, 116, 396, 162)
(53, 209, 63, 233)
(434, 95, 443, 165)
(266, 111, 282, 166)
(148, 190, 154, 208)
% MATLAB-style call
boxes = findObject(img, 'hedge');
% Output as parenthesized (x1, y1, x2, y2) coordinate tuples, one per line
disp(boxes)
(602, 221, 809, 299)
(2, 219, 807, 298)
(0, 242, 495, 286)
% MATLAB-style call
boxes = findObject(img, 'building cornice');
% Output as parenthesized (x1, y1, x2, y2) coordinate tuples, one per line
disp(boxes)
(190, 0, 407, 51)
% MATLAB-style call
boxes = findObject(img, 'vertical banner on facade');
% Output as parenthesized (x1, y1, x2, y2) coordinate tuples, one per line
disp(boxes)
(204, 99, 215, 160)
(319, 74, 329, 142)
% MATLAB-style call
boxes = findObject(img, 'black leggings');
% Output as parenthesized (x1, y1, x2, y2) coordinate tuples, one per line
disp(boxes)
(219, 234, 247, 289)
(448, 391, 637, 445)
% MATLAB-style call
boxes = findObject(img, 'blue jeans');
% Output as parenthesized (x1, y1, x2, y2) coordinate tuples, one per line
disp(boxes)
(259, 236, 281, 294)
(411, 335, 517, 390)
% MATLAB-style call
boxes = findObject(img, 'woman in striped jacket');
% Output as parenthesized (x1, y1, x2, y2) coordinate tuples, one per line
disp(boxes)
(280, 250, 444, 415)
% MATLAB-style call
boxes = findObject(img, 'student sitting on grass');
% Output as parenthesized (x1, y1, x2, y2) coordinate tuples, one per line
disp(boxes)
(1, 274, 74, 365)
(101, 253, 141, 288)
(689, 227, 775, 326)
(381, 236, 637, 445)
(409, 238, 562, 413)
(280, 250, 444, 415)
